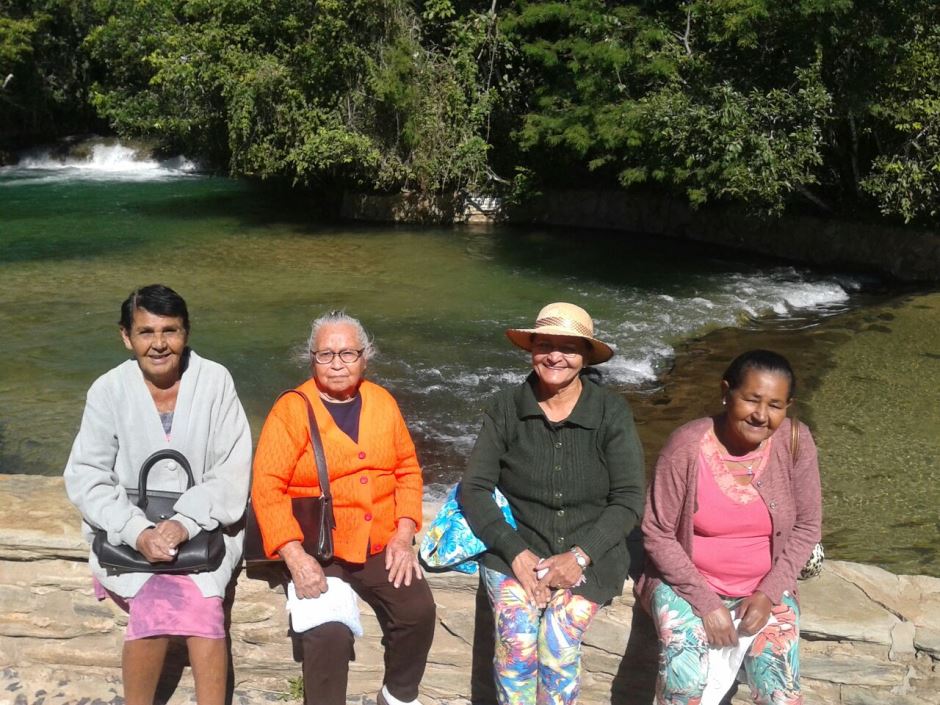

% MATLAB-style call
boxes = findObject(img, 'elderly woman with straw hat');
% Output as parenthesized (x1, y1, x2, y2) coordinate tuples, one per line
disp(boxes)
(460, 302, 645, 705)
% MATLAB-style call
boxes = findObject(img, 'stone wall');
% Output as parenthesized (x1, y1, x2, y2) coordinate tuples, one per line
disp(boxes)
(507, 191, 940, 283)
(340, 192, 498, 225)
(2, 475, 938, 704)
(341, 190, 940, 282)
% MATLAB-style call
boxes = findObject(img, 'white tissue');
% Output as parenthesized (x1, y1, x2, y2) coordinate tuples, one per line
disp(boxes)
(286, 577, 363, 637)
(700, 615, 777, 705)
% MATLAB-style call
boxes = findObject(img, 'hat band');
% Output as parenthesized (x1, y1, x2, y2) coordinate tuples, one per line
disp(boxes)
(534, 316, 594, 338)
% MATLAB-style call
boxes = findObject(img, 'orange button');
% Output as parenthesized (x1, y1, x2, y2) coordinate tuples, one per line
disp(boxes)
(358, 451, 366, 459)
(373, 544, 383, 552)
(364, 513, 372, 521)
(360, 476, 368, 484)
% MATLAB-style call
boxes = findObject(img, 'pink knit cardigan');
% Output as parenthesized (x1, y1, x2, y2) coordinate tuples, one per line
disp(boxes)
(635, 416, 822, 617)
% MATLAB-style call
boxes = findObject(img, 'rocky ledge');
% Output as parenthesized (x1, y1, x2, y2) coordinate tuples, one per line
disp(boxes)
(1, 475, 938, 705)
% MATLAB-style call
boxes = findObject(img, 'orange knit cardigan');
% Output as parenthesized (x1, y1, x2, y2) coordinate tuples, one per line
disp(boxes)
(251, 378, 423, 563)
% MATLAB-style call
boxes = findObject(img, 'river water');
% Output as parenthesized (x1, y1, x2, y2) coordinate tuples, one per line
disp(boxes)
(7, 144, 926, 572)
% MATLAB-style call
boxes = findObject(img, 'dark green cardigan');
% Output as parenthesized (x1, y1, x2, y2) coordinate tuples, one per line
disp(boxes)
(460, 373, 645, 604)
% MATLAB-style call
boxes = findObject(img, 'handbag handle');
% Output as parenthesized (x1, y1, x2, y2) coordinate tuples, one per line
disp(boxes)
(790, 414, 800, 459)
(278, 390, 332, 505)
(137, 448, 195, 512)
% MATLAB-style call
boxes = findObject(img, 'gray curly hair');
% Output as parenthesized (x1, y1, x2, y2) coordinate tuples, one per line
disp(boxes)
(306, 310, 376, 368)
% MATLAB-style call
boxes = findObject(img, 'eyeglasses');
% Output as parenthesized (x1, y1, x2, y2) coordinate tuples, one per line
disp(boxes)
(312, 348, 365, 365)
(531, 340, 585, 358)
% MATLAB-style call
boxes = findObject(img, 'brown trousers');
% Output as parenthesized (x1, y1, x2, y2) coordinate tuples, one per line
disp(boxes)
(299, 550, 436, 705)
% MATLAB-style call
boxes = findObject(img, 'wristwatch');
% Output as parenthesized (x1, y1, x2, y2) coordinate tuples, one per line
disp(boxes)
(570, 547, 588, 569)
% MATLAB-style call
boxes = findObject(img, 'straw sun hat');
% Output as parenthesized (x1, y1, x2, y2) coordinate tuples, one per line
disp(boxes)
(505, 302, 614, 365)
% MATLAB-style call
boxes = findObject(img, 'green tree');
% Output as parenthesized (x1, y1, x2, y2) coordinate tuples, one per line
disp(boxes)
(86, 0, 498, 192)
(498, 1, 834, 213)
(495, 0, 937, 221)
(858, 16, 940, 223)
(1, 0, 100, 144)
(4, 0, 937, 222)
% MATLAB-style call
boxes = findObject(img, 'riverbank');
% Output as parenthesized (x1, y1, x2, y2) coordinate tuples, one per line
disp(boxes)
(624, 289, 940, 578)
(2, 475, 939, 705)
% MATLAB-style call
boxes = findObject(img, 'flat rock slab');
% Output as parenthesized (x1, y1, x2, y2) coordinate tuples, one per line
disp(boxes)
(0, 476, 86, 561)
(802, 653, 909, 686)
(828, 562, 940, 631)
(841, 685, 938, 705)
(913, 626, 940, 657)
(800, 568, 900, 645)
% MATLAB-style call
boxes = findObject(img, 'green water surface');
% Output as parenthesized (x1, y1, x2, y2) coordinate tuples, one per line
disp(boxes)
(3, 171, 935, 577)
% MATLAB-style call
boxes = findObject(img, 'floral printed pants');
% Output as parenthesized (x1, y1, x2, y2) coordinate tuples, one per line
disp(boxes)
(482, 567, 600, 705)
(651, 583, 803, 705)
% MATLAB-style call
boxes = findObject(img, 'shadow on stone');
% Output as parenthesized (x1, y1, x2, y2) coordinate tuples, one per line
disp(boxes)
(154, 639, 188, 704)
(610, 606, 657, 705)
(627, 527, 645, 583)
(471, 575, 496, 705)
(154, 579, 240, 704)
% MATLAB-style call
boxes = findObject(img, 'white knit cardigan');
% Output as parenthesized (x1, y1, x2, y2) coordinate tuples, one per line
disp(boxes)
(64, 351, 252, 598)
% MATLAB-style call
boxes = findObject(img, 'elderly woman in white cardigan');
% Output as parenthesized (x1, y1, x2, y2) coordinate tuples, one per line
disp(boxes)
(64, 284, 252, 705)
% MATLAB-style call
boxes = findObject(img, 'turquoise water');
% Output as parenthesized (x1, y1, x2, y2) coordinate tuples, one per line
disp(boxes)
(0, 151, 858, 495)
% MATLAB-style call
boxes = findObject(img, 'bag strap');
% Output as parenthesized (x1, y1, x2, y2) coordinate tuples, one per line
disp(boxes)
(137, 448, 194, 510)
(278, 389, 332, 503)
(789, 413, 800, 460)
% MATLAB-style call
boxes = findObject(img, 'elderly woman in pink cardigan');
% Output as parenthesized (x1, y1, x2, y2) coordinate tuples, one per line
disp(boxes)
(636, 350, 822, 705)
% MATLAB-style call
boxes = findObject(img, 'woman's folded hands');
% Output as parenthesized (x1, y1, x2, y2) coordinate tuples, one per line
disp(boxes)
(512, 549, 550, 607)
(536, 550, 585, 591)
(511, 548, 589, 608)
(703, 590, 773, 647)
(135, 520, 189, 563)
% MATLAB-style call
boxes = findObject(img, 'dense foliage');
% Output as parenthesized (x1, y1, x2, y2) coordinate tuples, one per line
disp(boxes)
(79, 0, 499, 191)
(0, 0, 99, 140)
(1, 0, 938, 224)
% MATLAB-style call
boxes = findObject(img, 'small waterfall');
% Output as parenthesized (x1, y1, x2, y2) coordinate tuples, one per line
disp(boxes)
(3, 140, 199, 181)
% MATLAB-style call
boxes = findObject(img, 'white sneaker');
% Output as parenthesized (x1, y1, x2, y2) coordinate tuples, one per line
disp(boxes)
(377, 685, 421, 705)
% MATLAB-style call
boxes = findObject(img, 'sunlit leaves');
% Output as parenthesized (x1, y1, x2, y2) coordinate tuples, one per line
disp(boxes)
(861, 19, 940, 223)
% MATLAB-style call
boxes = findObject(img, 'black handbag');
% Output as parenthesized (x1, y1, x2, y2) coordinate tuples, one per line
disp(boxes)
(92, 449, 226, 575)
(243, 390, 336, 564)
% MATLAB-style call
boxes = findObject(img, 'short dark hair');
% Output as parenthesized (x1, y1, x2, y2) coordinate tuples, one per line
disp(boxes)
(119, 284, 190, 332)
(722, 349, 796, 398)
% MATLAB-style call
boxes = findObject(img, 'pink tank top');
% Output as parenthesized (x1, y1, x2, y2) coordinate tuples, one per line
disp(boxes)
(692, 438, 773, 597)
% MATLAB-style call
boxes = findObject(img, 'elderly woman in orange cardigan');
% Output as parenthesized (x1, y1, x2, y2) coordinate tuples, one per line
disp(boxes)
(252, 311, 435, 705)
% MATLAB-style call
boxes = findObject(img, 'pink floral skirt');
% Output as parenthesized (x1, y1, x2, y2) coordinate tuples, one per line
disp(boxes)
(94, 575, 224, 641)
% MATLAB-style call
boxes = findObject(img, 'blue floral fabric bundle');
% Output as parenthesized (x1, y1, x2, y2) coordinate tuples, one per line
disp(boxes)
(419, 483, 515, 575)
